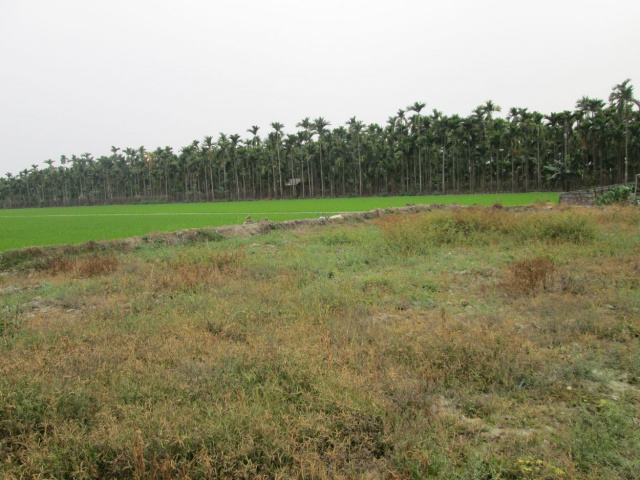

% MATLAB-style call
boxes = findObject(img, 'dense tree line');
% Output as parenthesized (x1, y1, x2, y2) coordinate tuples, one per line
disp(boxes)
(2, 80, 639, 208)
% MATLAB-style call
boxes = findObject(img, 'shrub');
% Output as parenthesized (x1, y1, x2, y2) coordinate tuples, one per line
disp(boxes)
(596, 184, 635, 206)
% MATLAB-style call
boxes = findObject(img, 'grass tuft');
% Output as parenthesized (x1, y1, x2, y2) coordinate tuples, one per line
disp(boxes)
(504, 257, 555, 296)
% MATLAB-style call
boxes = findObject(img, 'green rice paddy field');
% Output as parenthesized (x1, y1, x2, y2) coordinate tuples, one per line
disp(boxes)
(0, 193, 558, 251)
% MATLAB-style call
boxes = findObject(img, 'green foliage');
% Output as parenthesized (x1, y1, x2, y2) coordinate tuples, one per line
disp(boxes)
(596, 183, 636, 205)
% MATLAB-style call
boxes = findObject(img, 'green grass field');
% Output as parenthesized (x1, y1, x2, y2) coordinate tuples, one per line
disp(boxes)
(0, 193, 558, 251)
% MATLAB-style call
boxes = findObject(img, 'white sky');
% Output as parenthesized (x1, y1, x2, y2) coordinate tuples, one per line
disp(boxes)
(1, 0, 639, 175)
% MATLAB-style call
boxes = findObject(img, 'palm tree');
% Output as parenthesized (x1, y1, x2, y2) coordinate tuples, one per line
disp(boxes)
(407, 102, 426, 192)
(457, 118, 476, 193)
(392, 109, 411, 191)
(296, 118, 314, 196)
(507, 107, 527, 192)
(562, 110, 576, 168)
(217, 133, 230, 198)
(246, 127, 261, 198)
(270, 122, 284, 197)
(202, 136, 216, 200)
(346, 116, 365, 195)
(178, 143, 195, 200)
(609, 79, 639, 183)
(228, 134, 241, 199)
(284, 133, 300, 197)
(575, 97, 606, 186)
(482, 101, 502, 191)
(312, 117, 331, 197)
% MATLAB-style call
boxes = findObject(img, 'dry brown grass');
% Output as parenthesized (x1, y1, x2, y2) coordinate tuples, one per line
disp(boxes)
(155, 250, 246, 291)
(44, 254, 121, 278)
(1, 206, 639, 479)
(504, 257, 555, 296)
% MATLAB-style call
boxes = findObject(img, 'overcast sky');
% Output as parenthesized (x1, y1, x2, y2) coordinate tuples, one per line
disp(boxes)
(1, 0, 639, 175)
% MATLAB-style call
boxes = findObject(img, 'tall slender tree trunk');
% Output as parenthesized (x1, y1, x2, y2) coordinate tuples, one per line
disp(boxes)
(270, 156, 276, 197)
(289, 150, 295, 198)
(209, 164, 214, 200)
(301, 155, 305, 198)
(319, 142, 325, 197)
(203, 164, 209, 201)
(358, 138, 362, 197)
(441, 144, 446, 194)
(537, 132, 541, 190)
(418, 146, 422, 193)
(234, 158, 240, 200)
(624, 125, 629, 183)
(277, 147, 283, 198)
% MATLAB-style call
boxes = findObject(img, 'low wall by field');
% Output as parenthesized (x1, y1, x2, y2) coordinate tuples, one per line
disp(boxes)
(559, 185, 623, 206)
(559, 190, 597, 206)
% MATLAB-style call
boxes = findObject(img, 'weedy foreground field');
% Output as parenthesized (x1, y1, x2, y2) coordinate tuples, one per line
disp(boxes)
(0, 204, 639, 479)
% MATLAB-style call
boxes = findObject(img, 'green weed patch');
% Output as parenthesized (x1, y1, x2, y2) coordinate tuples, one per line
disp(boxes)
(377, 207, 596, 256)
